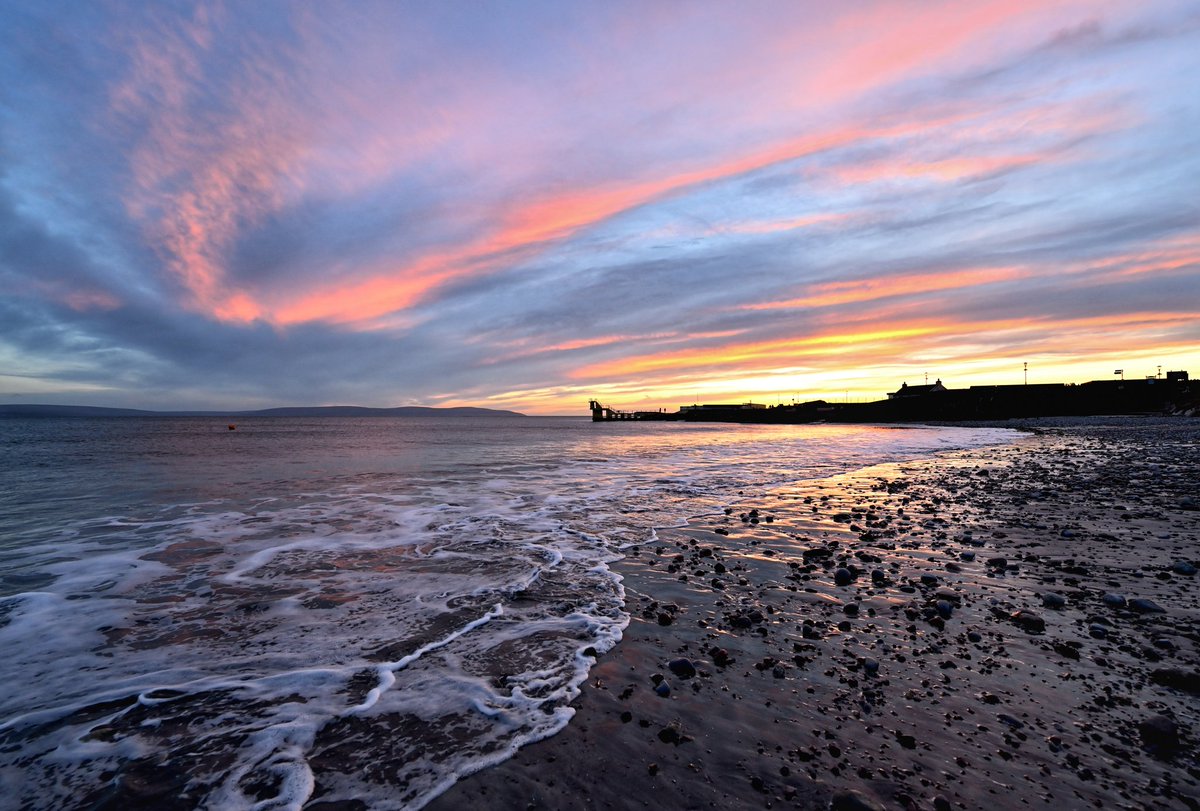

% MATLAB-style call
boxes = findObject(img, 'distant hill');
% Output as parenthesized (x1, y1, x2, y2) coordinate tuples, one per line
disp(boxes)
(0, 404, 526, 418)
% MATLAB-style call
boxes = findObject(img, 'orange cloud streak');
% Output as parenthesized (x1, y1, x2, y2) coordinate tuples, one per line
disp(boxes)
(266, 116, 979, 327)
(745, 266, 1029, 311)
(573, 310, 1197, 382)
(574, 325, 942, 379)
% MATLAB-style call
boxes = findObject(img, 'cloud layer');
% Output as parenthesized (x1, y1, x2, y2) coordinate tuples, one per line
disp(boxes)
(2, 1, 1197, 412)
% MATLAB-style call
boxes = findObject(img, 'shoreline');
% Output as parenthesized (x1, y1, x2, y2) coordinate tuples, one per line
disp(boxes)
(428, 420, 1199, 810)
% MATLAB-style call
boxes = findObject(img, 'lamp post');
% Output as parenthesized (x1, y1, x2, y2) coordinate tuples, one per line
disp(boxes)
(1023, 362, 1027, 386)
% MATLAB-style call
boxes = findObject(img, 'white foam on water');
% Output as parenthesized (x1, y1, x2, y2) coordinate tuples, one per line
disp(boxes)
(0, 420, 1018, 809)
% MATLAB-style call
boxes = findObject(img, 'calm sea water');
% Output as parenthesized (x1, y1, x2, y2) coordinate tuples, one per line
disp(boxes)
(0, 416, 1016, 809)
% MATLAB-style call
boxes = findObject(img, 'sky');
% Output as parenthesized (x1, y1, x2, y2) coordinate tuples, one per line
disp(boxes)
(1, 1, 1198, 415)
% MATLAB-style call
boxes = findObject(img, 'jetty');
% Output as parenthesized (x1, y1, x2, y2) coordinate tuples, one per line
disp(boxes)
(590, 371, 1196, 424)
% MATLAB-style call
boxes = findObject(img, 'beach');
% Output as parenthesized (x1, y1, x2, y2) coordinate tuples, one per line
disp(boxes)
(429, 420, 1200, 811)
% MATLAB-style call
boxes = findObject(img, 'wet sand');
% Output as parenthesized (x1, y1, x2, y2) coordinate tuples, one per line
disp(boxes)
(429, 421, 1199, 810)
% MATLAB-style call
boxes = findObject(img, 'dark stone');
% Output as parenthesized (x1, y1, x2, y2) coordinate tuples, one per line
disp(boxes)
(1052, 642, 1081, 660)
(667, 658, 697, 679)
(1138, 714, 1181, 757)
(711, 648, 732, 666)
(830, 789, 885, 811)
(935, 600, 953, 619)
(986, 557, 1007, 569)
(834, 567, 854, 586)
(657, 723, 684, 744)
(1173, 561, 1197, 576)
(967, 631, 982, 643)
(1130, 598, 1166, 614)
(1012, 611, 1045, 633)
(1149, 668, 1200, 695)
(657, 612, 674, 626)
(1102, 593, 1127, 608)
(1041, 593, 1066, 609)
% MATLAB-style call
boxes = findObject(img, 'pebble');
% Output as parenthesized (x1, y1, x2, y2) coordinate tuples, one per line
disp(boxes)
(935, 600, 953, 619)
(1138, 714, 1181, 757)
(1101, 593, 1127, 608)
(960, 551, 976, 561)
(1129, 598, 1166, 614)
(986, 557, 1008, 569)
(920, 574, 939, 586)
(834, 567, 854, 586)
(1012, 610, 1046, 633)
(1171, 561, 1196, 575)
(654, 680, 671, 697)
(1041, 592, 1066, 609)
(667, 658, 696, 679)
(1149, 668, 1200, 694)
(967, 631, 982, 643)
(830, 789, 885, 811)
(657, 723, 682, 744)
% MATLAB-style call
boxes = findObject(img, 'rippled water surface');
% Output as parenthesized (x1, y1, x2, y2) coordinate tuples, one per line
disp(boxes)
(0, 416, 1016, 808)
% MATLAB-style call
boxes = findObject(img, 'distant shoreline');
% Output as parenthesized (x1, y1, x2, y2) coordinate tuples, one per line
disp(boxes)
(0, 404, 526, 419)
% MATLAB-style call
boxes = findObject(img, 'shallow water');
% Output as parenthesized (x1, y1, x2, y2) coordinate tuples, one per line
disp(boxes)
(0, 416, 1016, 809)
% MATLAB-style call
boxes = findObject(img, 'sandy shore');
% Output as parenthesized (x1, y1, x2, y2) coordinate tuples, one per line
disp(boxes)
(428, 420, 1199, 811)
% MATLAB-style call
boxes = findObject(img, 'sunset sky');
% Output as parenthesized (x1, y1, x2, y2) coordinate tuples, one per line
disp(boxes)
(2, 1, 1197, 414)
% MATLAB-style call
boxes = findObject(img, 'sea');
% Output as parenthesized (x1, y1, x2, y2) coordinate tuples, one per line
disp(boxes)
(0, 416, 1017, 809)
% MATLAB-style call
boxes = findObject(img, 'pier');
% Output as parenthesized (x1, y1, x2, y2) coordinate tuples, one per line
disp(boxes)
(588, 400, 680, 421)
